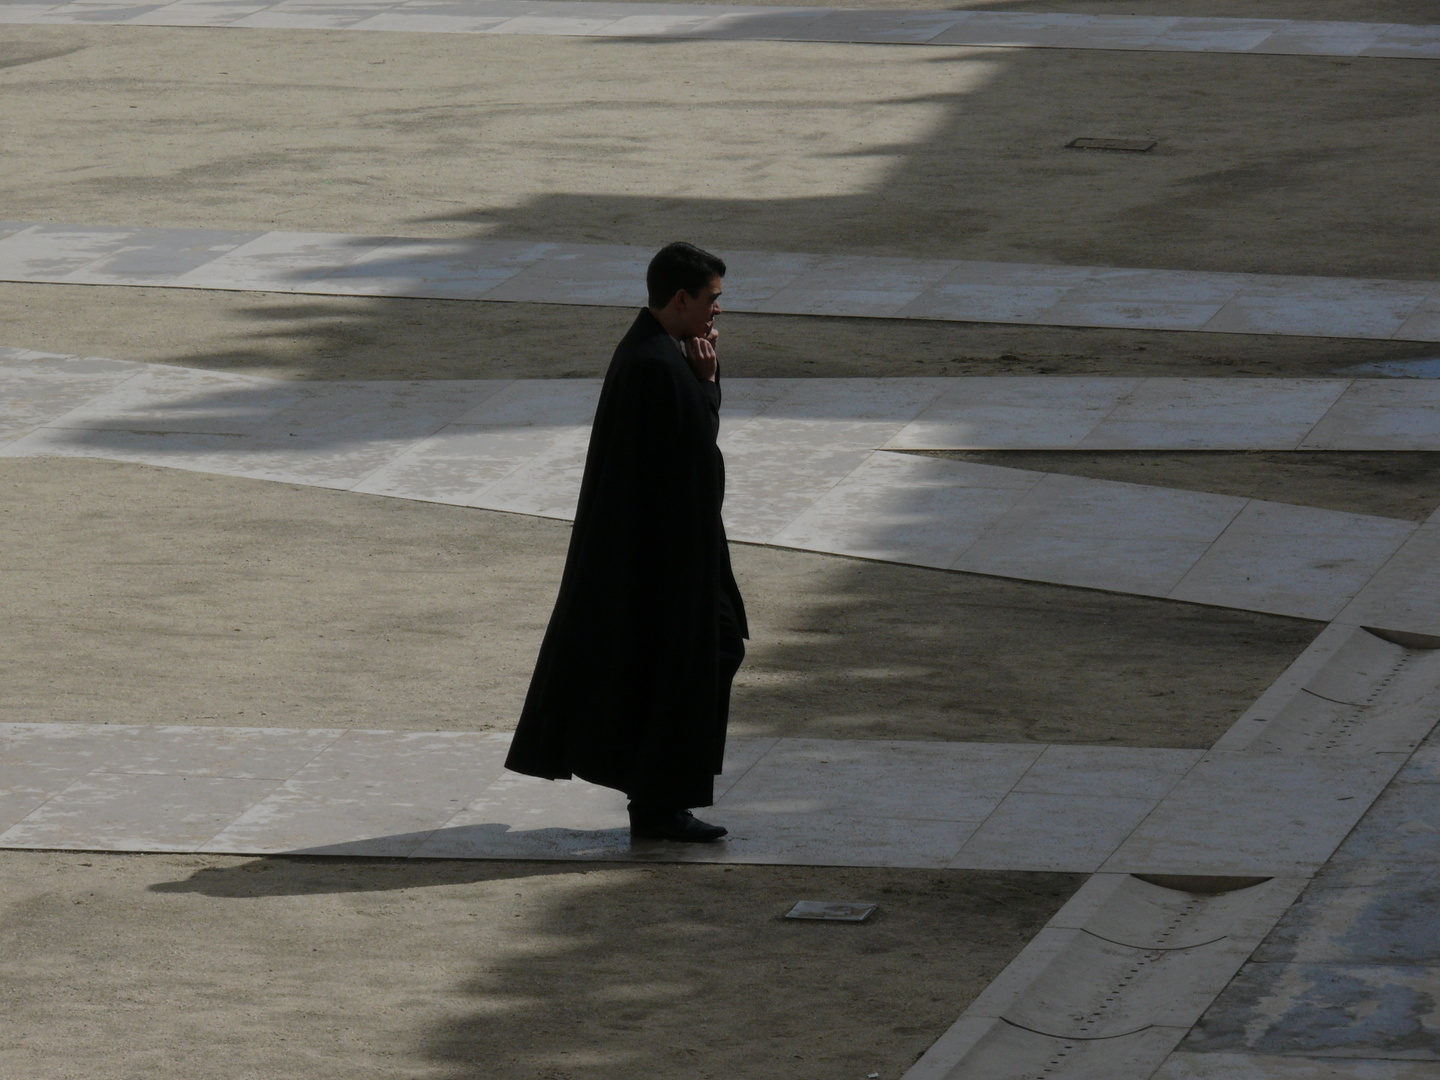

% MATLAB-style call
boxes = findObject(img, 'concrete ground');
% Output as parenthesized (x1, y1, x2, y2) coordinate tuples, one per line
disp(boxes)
(0, 852, 1078, 1079)
(1, 456, 1317, 744)
(0, 5, 1435, 1078)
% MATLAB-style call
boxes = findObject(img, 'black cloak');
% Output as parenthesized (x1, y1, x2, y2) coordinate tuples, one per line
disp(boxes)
(504, 307, 748, 809)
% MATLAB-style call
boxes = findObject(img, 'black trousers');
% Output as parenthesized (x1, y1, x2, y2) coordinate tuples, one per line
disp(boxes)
(628, 589, 745, 811)
(715, 587, 746, 734)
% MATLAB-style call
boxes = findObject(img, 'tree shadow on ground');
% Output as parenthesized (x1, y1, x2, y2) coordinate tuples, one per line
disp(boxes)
(150, 855, 1083, 1079)
(5, 25, 1439, 380)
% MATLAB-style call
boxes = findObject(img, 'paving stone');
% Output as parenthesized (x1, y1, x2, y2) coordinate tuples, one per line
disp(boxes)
(953, 471, 1245, 597)
(4, 225, 1439, 340)
(1180, 961, 1440, 1060)
(909, 874, 1306, 1080)
(3, 1, 1439, 62)
(0, 772, 282, 852)
(713, 737, 1041, 822)
(1167, 502, 1416, 622)
(1103, 753, 1402, 876)
(1300, 380, 1440, 452)
(1155, 1051, 1440, 1078)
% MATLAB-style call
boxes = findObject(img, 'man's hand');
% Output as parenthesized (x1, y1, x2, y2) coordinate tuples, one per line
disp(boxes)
(683, 328, 719, 383)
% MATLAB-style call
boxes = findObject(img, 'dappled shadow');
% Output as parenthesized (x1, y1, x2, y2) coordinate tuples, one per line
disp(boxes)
(147, 853, 1082, 1079)
(149, 854, 580, 898)
(726, 543, 1322, 747)
(8, 17, 1438, 380)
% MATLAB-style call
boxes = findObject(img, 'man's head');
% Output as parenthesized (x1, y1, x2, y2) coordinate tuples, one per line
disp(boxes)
(647, 242, 725, 340)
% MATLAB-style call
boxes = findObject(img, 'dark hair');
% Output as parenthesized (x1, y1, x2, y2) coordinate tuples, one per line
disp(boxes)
(646, 242, 726, 309)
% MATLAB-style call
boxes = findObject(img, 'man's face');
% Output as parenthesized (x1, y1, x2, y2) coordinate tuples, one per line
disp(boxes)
(677, 275, 723, 339)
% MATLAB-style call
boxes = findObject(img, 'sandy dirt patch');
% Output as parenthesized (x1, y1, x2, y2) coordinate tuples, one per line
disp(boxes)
(2, 27, 1437, 278)
(0, 851, 1078, 1080)
(0, 456, 1317, 744)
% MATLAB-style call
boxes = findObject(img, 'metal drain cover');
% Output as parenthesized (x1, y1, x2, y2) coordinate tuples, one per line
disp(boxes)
(1067, 137, 1157, 152)
(785, 900, 877, 922)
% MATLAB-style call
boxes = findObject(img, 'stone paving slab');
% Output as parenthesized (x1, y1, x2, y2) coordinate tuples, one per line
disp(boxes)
(904, 874, 1309, 1080)
(1158, 725, 1440, 1072)
(3, 225, 1440, 341)
(1155, 1054, 1439, 1078)
(0, 724, 1403, 872)
(4, 352, 1436, 624)
(2, 0, 1438, 59)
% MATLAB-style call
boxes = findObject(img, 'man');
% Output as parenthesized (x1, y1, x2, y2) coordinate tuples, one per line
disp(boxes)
(504, 242, 749, 843)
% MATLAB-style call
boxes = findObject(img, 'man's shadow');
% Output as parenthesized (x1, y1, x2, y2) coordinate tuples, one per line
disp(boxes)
(147, 823, 717, 898)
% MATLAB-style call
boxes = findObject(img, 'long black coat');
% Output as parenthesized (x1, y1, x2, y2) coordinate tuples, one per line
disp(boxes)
(504, 308, 748, 808)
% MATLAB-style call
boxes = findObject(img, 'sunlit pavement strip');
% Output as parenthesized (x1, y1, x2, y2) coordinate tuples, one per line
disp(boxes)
(4, 223, 1440, 342)
(4, 623, 1437, 868)
(2, 0, 1439, 59)
(7, 348, 1440, 624)
(3, 628, 1438, 1078)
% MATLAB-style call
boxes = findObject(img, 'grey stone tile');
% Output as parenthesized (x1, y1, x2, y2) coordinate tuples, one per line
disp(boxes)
(883, 376, 1136, 451)
(0, 722, 152, 774)
(300, 237, 553, 299)
(1148, 16, 1288, 53)
(407, 820, 636, 861)
(1168, 501, 1416, 622)
(477, 243, 649, 306)
(950, 792, 1158, 872)
(768, 452, 1039, 567)
(782, 9, 967, 45)
(713, 736, 779, 801)
(169, 230, 394, 292)
(953, 471, 1245, 599)
(446, 770, 629, 833)
(1156, 1050, 1440, 1079)
(200, 777, 472, 856)
(1103, 752, 1402, 876)
(1015, 746, 1205, 800)
(1181, 961, 1440, 1059)
(1300, 380, 1440, 451)
(1204, 281, 1433, 340)
(59, 226, 261, 285)
(1248, 22, 1392, 57)
(293, 729, 512, 789)
(707, 810, 980, 868)
(0, 772, 282, 851)
(1339, 524, 1440, 638)
(929, 10, 1100, 49)
(756, 255, 953, 318)
(0, 762, 94, 833)
(1360, 25, 1440, 59)
(713, 737, 1042, 821)
(1317, 778, 1440, 882)
(128, 1, 272, 26)
(1251, 875, 1440, 965)
(916, 1020, 1189, 1080)
(93, 725, 343, 779)
(1080, 377, 1347, 451)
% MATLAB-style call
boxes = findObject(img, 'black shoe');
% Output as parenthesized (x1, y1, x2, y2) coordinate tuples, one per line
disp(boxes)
(629, 806, 728, 843)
